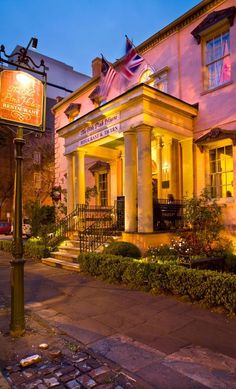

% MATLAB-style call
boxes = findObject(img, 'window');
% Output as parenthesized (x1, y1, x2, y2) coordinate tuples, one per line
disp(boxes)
(99, 173, 108, 206)
(209, 145, 233, 198)
(205, 31, 231, 90)
(139, 69, 153, 84)
(139, 67, 169, 93)
(154, 68, 169, 93)
(34, 172, 41, 189)
(33, 151, 41, 164)
(155, 78, 168, 93)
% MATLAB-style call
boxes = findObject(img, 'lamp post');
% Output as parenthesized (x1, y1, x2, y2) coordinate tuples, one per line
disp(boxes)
(0, 39, 46, 336)
(11, 126, 25, 336)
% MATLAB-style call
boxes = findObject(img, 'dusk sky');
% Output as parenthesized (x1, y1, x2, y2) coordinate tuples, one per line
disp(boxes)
(2, 0, 200, 76)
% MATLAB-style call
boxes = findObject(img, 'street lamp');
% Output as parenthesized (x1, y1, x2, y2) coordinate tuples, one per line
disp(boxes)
(0, 38, 46, 336)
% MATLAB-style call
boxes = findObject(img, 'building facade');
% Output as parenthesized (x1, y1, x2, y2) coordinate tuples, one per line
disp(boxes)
(53, 0, 236, 250)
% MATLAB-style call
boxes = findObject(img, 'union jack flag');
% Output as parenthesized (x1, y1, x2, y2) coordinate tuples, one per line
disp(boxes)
(120, 36, 144, 80)
(100, 56, 117, 100)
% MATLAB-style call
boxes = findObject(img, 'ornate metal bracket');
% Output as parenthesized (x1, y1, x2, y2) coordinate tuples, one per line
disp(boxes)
(0, 38, 46, 75)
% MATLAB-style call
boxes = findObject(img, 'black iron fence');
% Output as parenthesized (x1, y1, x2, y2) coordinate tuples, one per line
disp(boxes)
(153, 199, 184, 231)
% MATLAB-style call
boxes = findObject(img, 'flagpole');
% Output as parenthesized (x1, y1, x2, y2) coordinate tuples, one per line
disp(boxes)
(125, 35, 156, 74)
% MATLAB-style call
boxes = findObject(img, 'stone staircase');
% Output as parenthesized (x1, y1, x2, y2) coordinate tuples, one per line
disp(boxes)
(41, 240, 81, 272)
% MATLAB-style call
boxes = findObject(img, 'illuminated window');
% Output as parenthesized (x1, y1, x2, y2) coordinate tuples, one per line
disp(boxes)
(139, 69, 153, 84)
(205, 31, 231, 90)
(209, 145, 233, 198)
(139, 67, 169, 92)
(99, 173, 108, 206)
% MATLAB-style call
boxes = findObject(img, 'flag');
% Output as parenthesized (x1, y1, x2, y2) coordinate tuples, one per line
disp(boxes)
(120, 36, 144, 80)
(100, 56, 117, 100)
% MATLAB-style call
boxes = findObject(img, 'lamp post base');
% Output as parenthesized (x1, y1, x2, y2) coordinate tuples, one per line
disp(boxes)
(10, 259, 26, 337)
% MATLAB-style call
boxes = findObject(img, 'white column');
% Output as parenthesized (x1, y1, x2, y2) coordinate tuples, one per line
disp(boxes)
(124, 130, 137, 232)
(137, 124, 153, 232)
(181, 138, 193, 198)
(110, 159, 118, 205)
(156, 136, 163, 199)
(74, 150, 85, 205)
(66, 154, 75, 214)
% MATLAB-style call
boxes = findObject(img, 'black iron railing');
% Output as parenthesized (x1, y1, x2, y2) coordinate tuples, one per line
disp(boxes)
(153, 199, 184, 231)
(78, 216, 117, 252)
(49, 204, 118, 249)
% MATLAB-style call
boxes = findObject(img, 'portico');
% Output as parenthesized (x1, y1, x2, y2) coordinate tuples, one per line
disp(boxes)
(57, 83, 198, 236)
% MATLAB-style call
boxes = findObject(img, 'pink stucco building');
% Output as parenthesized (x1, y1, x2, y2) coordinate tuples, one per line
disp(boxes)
(53, 0, 236, 251)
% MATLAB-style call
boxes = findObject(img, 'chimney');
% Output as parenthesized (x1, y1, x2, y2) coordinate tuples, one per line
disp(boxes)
(92, 57, 102, 78)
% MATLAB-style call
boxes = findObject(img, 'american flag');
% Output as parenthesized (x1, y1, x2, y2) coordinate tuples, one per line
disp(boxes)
(120, 36, 144, 80)
(100, 56, 117, 100)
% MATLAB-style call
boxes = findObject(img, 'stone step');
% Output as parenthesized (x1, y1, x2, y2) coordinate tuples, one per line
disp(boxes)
(41, 257, 80, 272)
(59, 246, 81, 255)
(50, 251, 78, 262)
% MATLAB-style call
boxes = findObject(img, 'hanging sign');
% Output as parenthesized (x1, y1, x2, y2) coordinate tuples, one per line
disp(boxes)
(0, 70, 45, 131)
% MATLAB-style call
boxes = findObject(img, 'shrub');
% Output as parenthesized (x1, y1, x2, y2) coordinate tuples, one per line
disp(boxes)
(224, 253, 236, 273)
(146, 244, 177, 262)
(0, 240, 12, 252)
(24, 201, 55, 237)
(103, 241, 141, 258)
(182, 188, 224, 256)
(0, 238, 49, 260)
(79, 252, 133, 282)
(77, 252, 236, 313)
(24, 240, 50, 260)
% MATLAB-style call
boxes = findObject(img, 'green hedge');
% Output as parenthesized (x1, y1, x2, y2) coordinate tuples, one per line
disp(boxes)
(0, 239, 49, 260)
(78, 253, 236, 313)
(0, 240, 12, 252)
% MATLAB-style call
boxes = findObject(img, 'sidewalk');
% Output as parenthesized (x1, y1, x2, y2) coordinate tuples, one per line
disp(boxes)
(0, 250, 236, 388)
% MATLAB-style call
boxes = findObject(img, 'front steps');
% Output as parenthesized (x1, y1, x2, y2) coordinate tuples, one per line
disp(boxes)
(41, 257, 81, 272)
(41, 240, 81, 272)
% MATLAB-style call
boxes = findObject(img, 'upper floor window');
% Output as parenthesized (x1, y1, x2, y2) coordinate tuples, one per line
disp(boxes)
(139, 66, 169, 93)
(33, 151, 41, 164)
(205, 31, 231, 90)
(139, 69, 153, 84)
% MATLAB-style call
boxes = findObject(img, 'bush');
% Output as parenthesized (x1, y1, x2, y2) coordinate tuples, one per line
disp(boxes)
(77, 252, 236, 313)
(24, 240, 50, 260)
(182, 188, 224, 256)
(224, 253, 236, 273)
(146, 244, 177, 262)
(0, 238, 49, 260)
(0, 240, 12, 252)
(79, 252, 133, 282)
(24, 201, 55, 237)
(103, 241, 141, 258)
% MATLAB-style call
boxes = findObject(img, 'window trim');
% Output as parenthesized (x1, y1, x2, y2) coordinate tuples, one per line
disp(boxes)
(208, 142, 233, 199)
(201, 24, 231, 92)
